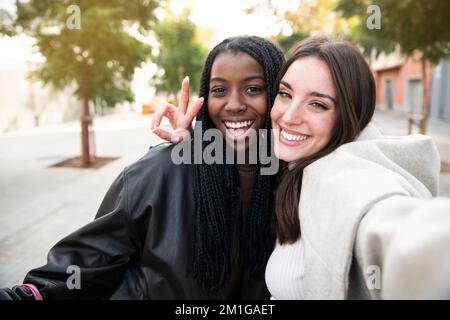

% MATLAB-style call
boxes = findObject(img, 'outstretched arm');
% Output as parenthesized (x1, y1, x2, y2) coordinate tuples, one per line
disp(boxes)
(354, 195, 450, 299)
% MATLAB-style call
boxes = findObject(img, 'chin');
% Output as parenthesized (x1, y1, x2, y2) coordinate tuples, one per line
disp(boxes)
(225, 138, 251, 153)
(274, 143, 310, 163)
(276, 152, 299, 163)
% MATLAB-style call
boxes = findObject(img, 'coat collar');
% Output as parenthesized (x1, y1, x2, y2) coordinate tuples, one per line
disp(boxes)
(298, 123, 435, 299)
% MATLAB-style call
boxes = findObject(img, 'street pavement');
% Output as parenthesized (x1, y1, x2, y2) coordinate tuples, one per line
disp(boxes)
(0, 111, 166, 287)
(0, 109, 449, 288)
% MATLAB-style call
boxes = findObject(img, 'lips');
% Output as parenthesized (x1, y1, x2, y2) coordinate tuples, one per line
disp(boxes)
(281, 130, 308, 141)
(277, 125, 310, 146)
(224, 120, 254, 129)
(223, 120, 256, 139)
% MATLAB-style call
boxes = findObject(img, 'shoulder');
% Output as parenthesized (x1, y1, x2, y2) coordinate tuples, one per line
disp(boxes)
(129, 142, 177, 168)
(125, 142, 192, 179)
(123, 143, 195, 201)
(303, 124, 439, 198)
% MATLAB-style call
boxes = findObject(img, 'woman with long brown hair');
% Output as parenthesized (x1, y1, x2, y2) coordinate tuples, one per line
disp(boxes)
(154, 36, 450, 299)
(266, 36, 450, 299)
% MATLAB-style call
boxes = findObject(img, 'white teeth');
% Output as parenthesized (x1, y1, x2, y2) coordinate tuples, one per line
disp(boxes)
(281, 130, 309, 141)
(224, 120, 253, 129)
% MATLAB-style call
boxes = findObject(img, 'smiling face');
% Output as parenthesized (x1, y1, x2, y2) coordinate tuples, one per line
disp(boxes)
(208, 51, 267, 149)
(271, 56, 338, 163)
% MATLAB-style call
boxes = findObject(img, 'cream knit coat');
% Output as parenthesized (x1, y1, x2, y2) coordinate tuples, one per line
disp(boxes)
(268, 123, 450, 299)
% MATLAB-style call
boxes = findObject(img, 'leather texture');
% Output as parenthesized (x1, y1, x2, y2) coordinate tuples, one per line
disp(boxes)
(1, 143, 269, 300)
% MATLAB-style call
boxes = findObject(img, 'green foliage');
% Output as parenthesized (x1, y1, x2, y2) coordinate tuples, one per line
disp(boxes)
(275, 31, 309, 55)
(244, 0, 353, 38)
(152, 10, 207, 96)
(0, 8, 16, 36)
(336, 0, 450, 62)
(9, 0, 161, 107)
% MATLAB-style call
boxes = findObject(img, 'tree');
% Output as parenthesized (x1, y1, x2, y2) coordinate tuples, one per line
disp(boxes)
(337, 0, 450, 133)
(245, 0, 354, 37)
(275, 31, 309, 55)
(6, 0, 160, 166)
(151, 9, 207, 98)
(0, 7, 16, 36)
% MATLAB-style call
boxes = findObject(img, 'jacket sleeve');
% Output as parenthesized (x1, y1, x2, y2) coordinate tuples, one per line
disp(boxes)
(0, 285, 35, 300)
(354, 195, 450, 299)
(6, 169, 140, 300)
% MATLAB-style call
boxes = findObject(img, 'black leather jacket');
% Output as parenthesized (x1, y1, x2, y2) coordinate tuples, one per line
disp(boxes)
(1, 143, 270, 300)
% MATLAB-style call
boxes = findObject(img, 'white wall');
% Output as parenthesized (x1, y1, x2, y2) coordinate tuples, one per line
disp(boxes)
(0, 36, 81, 132)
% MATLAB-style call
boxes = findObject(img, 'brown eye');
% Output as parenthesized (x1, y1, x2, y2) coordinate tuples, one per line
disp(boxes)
(246, 86, 262, 94)
(310, 102, 328, 110)
(211, 87, 226, 95)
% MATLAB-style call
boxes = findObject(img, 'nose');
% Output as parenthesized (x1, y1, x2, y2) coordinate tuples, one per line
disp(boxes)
(225, 89, 246, 113)
(281, 100, 304, 125)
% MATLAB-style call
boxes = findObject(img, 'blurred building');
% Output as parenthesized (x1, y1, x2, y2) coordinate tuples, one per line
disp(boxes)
(0, 36, 81, 132)
(430, 60, 450, 122)
(372, 51, 450, 122)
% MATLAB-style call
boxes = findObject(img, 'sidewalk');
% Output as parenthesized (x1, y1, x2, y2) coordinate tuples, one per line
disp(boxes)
(0, 111, 166, 287)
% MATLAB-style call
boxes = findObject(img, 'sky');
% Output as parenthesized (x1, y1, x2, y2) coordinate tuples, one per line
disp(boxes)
(174, 0, 282, 44)
(0, 0, 289, 63)
(0, 0, 293, 106)
(0, 0, 290, 42)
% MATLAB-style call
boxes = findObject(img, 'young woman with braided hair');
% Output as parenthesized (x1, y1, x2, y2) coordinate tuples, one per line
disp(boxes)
(0, 36, 285, 300)
(152, 36, 450, 300)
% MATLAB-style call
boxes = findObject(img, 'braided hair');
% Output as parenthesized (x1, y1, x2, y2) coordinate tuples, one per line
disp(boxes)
(190, 36, 285, 292)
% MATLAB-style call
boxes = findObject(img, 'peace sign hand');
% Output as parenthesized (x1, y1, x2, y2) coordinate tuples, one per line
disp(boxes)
(151, 76, 204, 143)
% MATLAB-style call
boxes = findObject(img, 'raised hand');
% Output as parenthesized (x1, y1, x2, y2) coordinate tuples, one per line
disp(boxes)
(151, 76, 204, 143)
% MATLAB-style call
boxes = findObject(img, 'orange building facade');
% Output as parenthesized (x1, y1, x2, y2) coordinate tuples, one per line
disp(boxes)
(373, 53, 432, 114)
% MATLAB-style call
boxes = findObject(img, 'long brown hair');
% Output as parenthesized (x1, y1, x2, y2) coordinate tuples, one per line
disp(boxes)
(274, 36, 376, 244)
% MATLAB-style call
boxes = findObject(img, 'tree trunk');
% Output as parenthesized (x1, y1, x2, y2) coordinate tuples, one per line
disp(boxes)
(81, 93, 92, 166)
(420, 53, 430, 134)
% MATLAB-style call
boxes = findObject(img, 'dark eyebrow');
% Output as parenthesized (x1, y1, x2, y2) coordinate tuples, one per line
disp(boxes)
(310, 91, 337, 105)
(280, 80, 292, 90)
(210, 77, 226, 83)
(280, 80, 337, 105)
(243, 75, 265, 82)
(210, 75, 265, 83)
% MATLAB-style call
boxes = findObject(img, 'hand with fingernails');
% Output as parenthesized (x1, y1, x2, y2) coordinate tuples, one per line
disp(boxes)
(151, 76, 204, 143)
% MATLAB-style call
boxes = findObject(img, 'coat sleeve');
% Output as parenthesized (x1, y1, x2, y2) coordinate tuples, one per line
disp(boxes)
(354, 195, 450, 299)
(1, 169, 141, 300)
